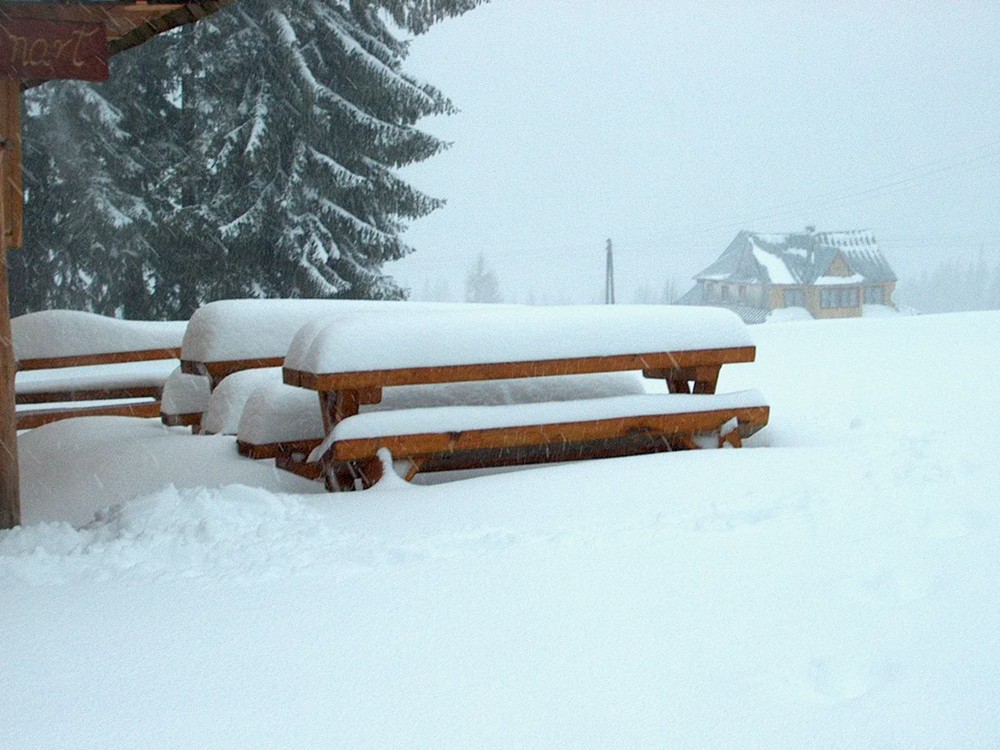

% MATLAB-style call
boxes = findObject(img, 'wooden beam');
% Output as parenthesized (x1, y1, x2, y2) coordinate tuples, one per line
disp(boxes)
(329, 406, 771, 463)
(285, 346, 757, 392)
(0, 78, 21, 528)
(15, 399, 160, 430)
(16, 346, 180, 371)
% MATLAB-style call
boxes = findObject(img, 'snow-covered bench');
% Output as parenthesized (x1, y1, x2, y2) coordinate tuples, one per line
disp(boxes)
(13, 311, 185, 430)
(237, 371, 650, 478)
(281, 305, 767, 490)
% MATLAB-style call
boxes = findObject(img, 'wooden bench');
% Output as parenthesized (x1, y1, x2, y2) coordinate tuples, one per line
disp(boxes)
(13, 311, 184, 430)
(279, 305, 767, 489)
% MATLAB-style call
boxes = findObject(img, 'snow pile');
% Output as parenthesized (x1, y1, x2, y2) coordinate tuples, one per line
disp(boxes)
(181, 298, 496, 363)
(12, 310, 185, 360)
(286, 304, 753, 374)
(159, 367, 212, 416)
(766, 306, 814, 323)
(201, 368, 284, 435)
(15, 418, 323, 526)
(237, 382, 327, 447)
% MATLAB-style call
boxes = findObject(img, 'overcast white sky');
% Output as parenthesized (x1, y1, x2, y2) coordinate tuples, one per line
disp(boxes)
(388, 1, 1000, 303)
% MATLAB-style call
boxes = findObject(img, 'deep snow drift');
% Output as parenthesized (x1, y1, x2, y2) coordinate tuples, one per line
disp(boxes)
(3, 311, 1000, 748)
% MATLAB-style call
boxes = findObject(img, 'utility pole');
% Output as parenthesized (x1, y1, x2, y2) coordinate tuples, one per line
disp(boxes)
(604, 238, 615, 305)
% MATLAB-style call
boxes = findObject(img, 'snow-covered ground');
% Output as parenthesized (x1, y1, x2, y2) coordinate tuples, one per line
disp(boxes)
(3, 312, 999, 748)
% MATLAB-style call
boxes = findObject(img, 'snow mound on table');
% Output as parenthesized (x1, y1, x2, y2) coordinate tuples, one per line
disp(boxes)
(286, 304, 753, 373)
(12, 310, 185, 360)
(238, 382, 327, 446)
(202, 368, 283, 435)
(160, 367, 211, 416)
(181, 299, 504, 363)
(16, 358, 178, 395)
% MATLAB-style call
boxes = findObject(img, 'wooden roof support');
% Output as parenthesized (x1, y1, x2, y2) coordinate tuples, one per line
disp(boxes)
(0, 78, 21, 528)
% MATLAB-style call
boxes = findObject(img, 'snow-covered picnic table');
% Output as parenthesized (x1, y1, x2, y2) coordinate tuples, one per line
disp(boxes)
(12, 310, 185, 429)
(278, 305, 768, 489)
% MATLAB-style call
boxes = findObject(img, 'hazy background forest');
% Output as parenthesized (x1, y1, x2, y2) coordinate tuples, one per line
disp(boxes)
(10, 1, 1000, 318)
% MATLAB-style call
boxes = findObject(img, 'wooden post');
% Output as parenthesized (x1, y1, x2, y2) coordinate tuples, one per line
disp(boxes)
(0, 78, 22, 529)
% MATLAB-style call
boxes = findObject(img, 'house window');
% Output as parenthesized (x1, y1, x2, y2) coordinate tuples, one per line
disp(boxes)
(820, 287, 860, 308)
(783, 288, 805, 308)
(864, 286, 885, 305)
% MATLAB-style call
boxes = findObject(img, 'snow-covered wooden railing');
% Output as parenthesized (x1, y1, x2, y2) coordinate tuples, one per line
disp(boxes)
(12, 310, 185, 430)
(278, 305, 769, 490)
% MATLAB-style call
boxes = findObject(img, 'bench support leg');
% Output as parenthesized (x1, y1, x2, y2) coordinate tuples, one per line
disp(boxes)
(326, 456, 384, 492)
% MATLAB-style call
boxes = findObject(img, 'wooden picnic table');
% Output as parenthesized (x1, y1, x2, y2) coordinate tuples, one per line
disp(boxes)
(12, 311, 184, 429)
(278, 305, 768, 490)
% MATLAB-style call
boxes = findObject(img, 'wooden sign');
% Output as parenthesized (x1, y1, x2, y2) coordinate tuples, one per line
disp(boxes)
(0, 18, 108, 82)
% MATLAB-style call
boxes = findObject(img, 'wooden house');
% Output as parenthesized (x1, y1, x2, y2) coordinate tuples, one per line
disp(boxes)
(676, 228, 897, 323)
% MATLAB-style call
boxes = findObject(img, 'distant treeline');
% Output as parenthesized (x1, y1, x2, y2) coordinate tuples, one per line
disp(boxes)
(897, 252, 1000, 313)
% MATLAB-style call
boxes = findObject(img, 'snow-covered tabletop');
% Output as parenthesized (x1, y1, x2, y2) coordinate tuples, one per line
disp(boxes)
(285, 304, 753, 375)
(12, 310, 186, 363)
(181, 299, 504, 365)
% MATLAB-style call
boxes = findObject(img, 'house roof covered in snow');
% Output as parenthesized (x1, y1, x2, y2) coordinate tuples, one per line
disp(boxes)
(673, 284, 771, 325)
(694, 229, 897, 286)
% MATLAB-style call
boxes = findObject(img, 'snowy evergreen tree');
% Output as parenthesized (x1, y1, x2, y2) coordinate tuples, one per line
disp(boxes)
(464, 252, 502, 303)
(12, 0, 485, 318)
(11, 83, 156, 318)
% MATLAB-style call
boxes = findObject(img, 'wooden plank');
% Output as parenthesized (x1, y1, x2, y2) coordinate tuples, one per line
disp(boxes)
(181, 356, 284, 383)
(16, 347, 180, 371)
(274, 453, 324, 481)
(0, 77, 20, 249)
(327, 405, 770, 463)
(237, 437, 322, 461)
(16, 384, 162, 404)
(160, 411, 201, 429)
(285, 346, 757, 392)
(15, 400, 161, 431)
(0, 77, 19, 528)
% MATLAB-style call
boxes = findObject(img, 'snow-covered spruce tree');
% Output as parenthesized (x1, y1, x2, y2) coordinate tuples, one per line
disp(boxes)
(194, 1, 485, 304)
(11, 83, 157, 318)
